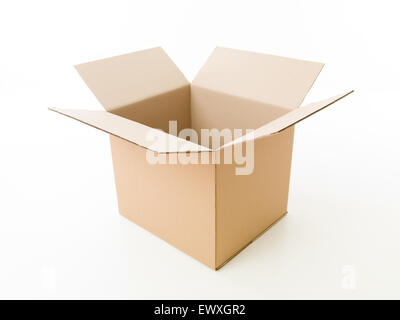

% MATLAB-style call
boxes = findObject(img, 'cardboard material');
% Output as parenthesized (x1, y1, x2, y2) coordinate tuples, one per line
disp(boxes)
(75, 47, 189, 111)
(215, 127, 295, 267)
(49, 108, 209, 153)
(221, 90, 354, 149)
(192, 47, 324, 109)
(50, 47, 353, 270)
(109, 135, 216, 268)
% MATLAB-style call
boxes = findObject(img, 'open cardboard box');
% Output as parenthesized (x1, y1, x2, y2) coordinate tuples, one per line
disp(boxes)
(50, 47, 353, 270)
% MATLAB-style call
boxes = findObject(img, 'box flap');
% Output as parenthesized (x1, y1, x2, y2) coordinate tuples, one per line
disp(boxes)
(192, 47, 324, 109)
(220, 90, 354, 149)
(49, 108, 210, 153)
(75, 47, 189, 111)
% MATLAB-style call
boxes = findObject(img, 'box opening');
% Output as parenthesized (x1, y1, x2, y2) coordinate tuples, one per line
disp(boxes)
(53, 47, 351, 153)
(108, 84, 291, 146)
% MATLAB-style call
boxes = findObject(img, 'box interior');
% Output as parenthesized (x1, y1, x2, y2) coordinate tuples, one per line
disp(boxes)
(50, 47, 351, 152)
(73, 47, 326, 146)
(110, 84, 291, 139)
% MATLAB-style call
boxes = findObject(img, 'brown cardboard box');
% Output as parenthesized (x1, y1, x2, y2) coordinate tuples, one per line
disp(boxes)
(50, 47, 353, 270)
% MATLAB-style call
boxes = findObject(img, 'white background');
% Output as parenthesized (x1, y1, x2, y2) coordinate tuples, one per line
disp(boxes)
(0, 0, 399, 299)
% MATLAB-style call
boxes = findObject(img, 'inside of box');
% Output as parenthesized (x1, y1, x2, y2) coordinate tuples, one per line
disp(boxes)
(109, 84, 290, 148)
(50, 90, 352, 153)
(63, 48, 355, 152)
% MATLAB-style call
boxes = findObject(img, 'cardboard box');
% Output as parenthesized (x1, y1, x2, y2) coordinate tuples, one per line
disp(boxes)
(50, 47, 353, 270)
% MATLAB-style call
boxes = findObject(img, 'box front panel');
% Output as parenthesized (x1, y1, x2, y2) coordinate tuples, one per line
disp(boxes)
(215, 127, 295, 268)
(109, 135, 216, 269)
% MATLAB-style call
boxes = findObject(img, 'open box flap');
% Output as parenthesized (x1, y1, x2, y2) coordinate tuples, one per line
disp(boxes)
(49, 108, 210, 153)
(220, 90, 354, 149)
(192, 47, 324, 109)
(75, 47, 189, 112)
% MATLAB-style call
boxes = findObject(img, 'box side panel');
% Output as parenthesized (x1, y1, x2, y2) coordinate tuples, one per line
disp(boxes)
(215, 127, 295, 268)
(110, 85, 191, 134)
(191, 85, 289, 140)
(109, 135, 216, 269)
